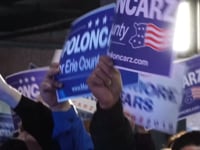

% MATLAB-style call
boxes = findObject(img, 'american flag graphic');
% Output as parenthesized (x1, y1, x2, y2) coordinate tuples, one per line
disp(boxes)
(183, 87, 200, 105)
(129, 23, 170, 52)
(191, 87, 200, 99)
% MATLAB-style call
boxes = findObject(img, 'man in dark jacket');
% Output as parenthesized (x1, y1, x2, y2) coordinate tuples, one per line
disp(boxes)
(87, 56, 155, 150)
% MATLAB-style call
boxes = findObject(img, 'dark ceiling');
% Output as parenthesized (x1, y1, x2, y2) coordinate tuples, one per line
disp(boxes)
(0, 0, 100, 39)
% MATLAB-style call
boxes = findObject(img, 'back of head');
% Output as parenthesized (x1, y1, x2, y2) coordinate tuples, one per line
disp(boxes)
(0, 139, 28, 150)
(172, 131, 200, 150)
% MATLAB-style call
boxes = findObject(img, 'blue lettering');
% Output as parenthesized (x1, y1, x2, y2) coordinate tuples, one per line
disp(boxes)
(63, 26, 109, 56)
(121, 91, 132, 106)
(184, 69, 200, 87)
(81, 32, 90, 52)
(133, 96, 143, 110)
(79, 55, 100, 72)
(134, 81, 177, 104)
(60, 59, 78, 74)
(121, 92, 153, 112)
(115, 0, 178, 23)
(154, 120, 159, 127)
(99, 27, 108, 48)
(90, 29, 100, 50)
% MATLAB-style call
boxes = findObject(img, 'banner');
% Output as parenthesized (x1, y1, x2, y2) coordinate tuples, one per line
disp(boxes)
(56, 4, 138, 102)
(0, 101, 15, 143)
(6, 67, 48, 100)
(122, 63, 185, 134)
(179, 55, 200, 119)
(108, 0, 180, 76)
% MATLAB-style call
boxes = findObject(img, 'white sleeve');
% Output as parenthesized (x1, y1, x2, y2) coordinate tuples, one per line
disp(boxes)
(0, 74, 22, 108)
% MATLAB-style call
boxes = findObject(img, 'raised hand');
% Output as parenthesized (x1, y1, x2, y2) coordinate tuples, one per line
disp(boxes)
(87, 56, 122, 109)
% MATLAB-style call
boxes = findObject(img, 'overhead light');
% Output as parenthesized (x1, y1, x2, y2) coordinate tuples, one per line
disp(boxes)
(173, 1, 191, 54)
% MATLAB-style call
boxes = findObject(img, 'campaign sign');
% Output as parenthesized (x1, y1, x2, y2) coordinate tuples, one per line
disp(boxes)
(0, 101, 15, 143)
(179, 55, 200, 119)
(108, 0, 180, 76)
(6, 67, 48, 100)
(122, 63, 185, 134)
(73, 97, 96, 120)
(56, 4, 138, 102)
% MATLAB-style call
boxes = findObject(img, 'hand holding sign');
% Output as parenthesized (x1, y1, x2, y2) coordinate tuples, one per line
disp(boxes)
(87, 56, 122, 109)
(40, 63, 71, 111)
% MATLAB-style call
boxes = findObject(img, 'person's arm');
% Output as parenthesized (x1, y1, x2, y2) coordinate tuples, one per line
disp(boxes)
(40, 63, 94, 150)
(90, 100, 136, 150)
(0, 74, 54, 150)
(51, 105, 94, 150)
(87, 56, 136, 150)
(14, 96, 54, 150)
(0, 74, 21, 108)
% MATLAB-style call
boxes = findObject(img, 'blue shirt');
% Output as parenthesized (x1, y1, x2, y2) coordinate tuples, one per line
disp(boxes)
(52, 106, 94, 150)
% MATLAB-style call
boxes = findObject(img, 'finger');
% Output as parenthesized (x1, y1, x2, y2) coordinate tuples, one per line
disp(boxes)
(98, 56, 114, 78)
(95, 67, 112, 87)
(53, 81, 63, 88)
(99, 56, 113, 67)
(40, 81, 53, 92)
(46, 67, 60, 79)
(50, 62, 60, 68)
(87, 71, 104, 87)
(41, 78, 62, 90)
(46, 63, 60, 78)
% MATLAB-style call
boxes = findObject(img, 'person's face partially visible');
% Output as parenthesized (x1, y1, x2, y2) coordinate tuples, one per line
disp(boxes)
(181, 145, 200, 150)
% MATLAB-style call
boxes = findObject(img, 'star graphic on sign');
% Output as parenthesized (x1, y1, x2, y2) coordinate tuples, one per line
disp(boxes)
(95, 18, 99, 26)
(25, 78, 29, 83)
(31, 76, 36, 82)
(103, 16, 107, 24)
(19, 79, 23, 84)
(88, 21, 92, 28)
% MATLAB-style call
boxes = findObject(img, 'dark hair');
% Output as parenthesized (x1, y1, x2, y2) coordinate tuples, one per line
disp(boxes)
(172, 131, 200, 150)
(0, 139, 28, 150)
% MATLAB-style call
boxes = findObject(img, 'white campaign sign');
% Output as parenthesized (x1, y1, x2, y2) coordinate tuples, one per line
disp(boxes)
(122, 63, 185, 134)
(73, 98, 96, 114)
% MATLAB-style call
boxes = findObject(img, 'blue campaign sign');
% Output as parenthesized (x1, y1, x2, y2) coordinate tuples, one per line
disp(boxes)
(108, 0, 180, 76)
(6, 67, 48, 100)
(56, 4, 138, 102)
(179, 55, 200, 119)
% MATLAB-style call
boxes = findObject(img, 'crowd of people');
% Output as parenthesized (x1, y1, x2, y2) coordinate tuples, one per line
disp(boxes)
(0, 56, 200, 150)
